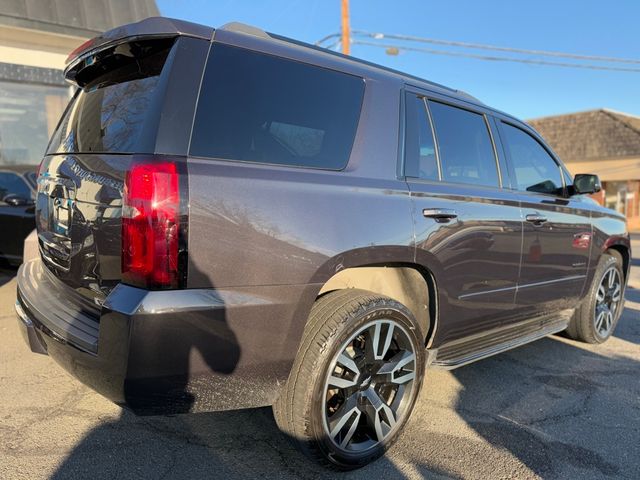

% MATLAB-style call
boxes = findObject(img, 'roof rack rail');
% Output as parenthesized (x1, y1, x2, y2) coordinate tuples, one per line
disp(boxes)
(455, 90, 483, 104)
(218, 21, 483, 105)
(219, 22, 270, 39)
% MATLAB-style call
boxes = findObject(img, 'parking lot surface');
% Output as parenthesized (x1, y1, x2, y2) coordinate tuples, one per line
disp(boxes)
(1, 237, 639, 479)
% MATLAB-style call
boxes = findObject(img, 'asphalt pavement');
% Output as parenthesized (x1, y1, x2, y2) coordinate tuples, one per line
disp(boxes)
(1, 239, 639, 479)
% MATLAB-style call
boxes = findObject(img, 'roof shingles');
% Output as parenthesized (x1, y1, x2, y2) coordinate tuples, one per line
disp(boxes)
(0, 0, 160, 37)
(527, 109, 640, 162)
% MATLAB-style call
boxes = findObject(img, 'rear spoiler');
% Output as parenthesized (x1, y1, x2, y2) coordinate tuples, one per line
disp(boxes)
(64, 17, 214, 85)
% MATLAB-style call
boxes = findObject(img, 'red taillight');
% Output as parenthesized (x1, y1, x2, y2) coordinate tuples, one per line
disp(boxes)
(122, 161, 184, 289)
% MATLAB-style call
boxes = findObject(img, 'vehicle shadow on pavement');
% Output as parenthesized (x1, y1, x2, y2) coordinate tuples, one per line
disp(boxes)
(0, 265, 17, 288)
(450, 298, 640, 479)
(616, 286, 640, 344)
(624, 286, 640, 306)
(48, 407, 459, 480)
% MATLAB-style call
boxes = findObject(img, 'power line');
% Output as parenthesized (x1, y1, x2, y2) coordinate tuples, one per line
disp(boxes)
(315, 33, 340, 46)
(352, 30, 640, 65)
(324, 39, 342, 51)
(316, 28, 640, 73)
(353, 40, 640, 73)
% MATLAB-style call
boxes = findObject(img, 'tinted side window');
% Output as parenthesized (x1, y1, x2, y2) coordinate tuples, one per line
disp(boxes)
(0, 172, 32, 199)
(404, 93, 438, 181)
(501, 122, 563, 195)
(190, 44, 365, 170)
(428, 101, 499, 188)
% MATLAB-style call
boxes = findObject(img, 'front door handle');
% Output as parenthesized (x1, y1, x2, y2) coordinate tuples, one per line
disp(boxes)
(525, 213, 548, 225)
(423, 208, 458, 223)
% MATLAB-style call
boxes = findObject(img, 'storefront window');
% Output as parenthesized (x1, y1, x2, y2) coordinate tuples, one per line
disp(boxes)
(0, 81, 70, 165)
(604, 181, 628, 215)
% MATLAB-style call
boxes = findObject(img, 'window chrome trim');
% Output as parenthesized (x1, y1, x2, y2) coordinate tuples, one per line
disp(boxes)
(421, 96, 443, 181)
(484, 114, 504, 188)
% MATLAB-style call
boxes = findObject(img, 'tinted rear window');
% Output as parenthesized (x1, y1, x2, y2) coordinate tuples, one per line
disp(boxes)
(190, 44, 365, 170)
(47, 38, 174, 154)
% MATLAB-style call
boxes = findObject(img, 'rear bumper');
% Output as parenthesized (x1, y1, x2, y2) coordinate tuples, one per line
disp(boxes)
(16, 259, 317, 415)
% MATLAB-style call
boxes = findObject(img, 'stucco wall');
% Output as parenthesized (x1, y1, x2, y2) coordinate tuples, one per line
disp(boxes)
(0, 25, 86, 70)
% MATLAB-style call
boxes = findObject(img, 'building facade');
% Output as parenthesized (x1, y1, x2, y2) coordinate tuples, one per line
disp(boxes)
(529, 109, 640, 231)
(0, 0, 159, 167)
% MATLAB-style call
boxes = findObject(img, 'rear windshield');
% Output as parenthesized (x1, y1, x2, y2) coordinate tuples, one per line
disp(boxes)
(47, 38, 174, 155)
(190, 44, 365, 170)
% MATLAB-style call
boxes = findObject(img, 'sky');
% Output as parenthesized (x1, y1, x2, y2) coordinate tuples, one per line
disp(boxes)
(157, 0, 640, 120)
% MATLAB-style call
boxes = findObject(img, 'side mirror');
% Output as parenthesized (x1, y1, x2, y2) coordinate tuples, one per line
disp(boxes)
(3, 194, 33, 207)
(573, 174, 601, 195)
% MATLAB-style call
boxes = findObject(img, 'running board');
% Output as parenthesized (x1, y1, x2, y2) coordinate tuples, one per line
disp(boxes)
(430, 311, 572, 370)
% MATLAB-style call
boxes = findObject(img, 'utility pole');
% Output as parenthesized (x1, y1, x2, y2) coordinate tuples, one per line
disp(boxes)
(341, 0, 350, 55)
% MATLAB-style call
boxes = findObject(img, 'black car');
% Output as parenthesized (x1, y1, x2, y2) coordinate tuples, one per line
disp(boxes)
(0, 165, 36, 265)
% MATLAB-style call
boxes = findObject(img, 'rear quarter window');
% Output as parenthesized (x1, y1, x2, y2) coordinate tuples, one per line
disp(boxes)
(189, 44, 365, 170)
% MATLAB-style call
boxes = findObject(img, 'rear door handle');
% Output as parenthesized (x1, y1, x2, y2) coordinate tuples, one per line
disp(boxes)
(525, 213, 548, 225)
(422, 208, 458, 223)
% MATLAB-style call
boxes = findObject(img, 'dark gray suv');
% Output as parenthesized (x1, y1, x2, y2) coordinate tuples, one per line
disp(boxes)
(16, 17, 630, 470)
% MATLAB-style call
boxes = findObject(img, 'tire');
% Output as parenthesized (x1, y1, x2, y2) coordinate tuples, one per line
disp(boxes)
(273, 289, 425, 470)
(565, 252, 624, 344)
